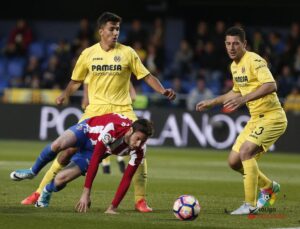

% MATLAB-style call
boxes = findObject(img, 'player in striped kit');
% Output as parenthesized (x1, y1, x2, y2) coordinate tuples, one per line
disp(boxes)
(11, 113, 153, 214)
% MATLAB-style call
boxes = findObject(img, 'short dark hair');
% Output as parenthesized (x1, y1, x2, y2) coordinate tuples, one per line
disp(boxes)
(132, 119, 154, 137)
(225, 26, 246, 42)
(97, 12, 122, 29)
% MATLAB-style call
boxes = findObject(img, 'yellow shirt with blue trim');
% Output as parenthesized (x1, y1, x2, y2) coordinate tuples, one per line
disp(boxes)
(230, 51, 282, 116)
(71, 43, 150, 106)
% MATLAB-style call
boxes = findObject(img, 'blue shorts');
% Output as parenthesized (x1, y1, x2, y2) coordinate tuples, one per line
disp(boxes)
(68, 119, 110, 174)
(70, 150, 110, 175)
(68, 119, 92, 149)
(68, 119, 93, 174)
(71, 149, 93, 175)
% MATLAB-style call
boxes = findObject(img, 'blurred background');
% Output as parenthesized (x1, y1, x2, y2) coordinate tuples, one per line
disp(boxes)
(0, 0, 299, 151)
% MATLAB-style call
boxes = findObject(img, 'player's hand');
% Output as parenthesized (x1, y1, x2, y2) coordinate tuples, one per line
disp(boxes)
(81, 97, 89, 110)
(75, 190, 91, 213)
(56, 94, 66, 106)
(105, 204, 119, 215)
(196, 99, 213, 112)
(163, 88, 176, 100)
(223, 96, 246, 111)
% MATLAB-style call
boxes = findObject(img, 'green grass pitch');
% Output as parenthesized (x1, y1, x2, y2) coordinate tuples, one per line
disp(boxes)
(1, 140, 300, 229)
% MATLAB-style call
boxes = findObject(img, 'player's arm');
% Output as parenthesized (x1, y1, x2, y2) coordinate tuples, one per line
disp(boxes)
(56, 80, 83, 105)
(224, 82, 277, 111)
(75, 141, 106, 213)
(143, 74, 176, 100)
(196, 90, 241, 112)
(105, 153, 143, 214)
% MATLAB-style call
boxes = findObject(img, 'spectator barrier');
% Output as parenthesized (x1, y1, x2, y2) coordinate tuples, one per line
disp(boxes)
(0, 104, 298, 152)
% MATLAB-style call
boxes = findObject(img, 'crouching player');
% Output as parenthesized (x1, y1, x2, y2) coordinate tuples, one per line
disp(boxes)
(11, 113, 153, 213)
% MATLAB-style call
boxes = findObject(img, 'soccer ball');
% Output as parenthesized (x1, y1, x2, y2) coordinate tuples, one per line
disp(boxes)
(173, 195, 201, 220)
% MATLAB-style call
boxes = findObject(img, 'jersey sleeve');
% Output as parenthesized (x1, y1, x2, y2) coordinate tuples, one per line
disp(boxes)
(84, 141, 106, 189)
(251, 56, 275, 84)
(129, 48, 150, 80)
(110, 146, 145, 207)
(84, 122, 115, 189)
(111, 164, 139, 207)
(71, 49, 89, 81)
(83, 74, 91, 85)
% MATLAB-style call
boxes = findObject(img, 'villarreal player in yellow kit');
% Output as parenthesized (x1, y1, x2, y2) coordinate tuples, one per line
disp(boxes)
(21, 12, 176, 212)
(196, 26, 287, 215)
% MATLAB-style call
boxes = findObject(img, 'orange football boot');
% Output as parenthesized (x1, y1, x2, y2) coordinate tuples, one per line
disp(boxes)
(21, 192, 40, 205)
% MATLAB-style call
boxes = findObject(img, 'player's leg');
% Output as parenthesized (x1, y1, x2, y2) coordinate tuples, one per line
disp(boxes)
(19, 121, 89, 204)
(102, 157, 111, 174)
(21, 147, 78, 205)
(118, 107, 151, 212)
(255, 118, 287, 208)
(10, 130, 77, 181)
(37, 147, 77, 192)
(240, 141, 263, 205)
(229, 120, 260, 215)
(228, 150, 272, 189)
(36, 148, 93, 208)
(230, 141, 262, 215)
(36, 161, 82, 208)
(133, 146, 152, 212)
(117, 156, 125, 173)
(228, 150, 243, 174)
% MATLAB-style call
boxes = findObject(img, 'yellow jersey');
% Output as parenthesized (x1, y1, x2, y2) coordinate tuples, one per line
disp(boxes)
(230, 51, 282, 116)
(71, 43, 150, 106)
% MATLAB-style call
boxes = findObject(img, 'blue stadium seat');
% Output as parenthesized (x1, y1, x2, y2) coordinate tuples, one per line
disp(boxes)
(45, 42, 58, 58)
(0, 80, 8, 95)
(7, 58, 26, 78)
(0, 58, 7, 77)
(182, 81, 194, 92)
(141, 81, 154, 93)
(28, 41, 45, 59)
(162, 80, 172, 88)
(0, 58, 9, 95)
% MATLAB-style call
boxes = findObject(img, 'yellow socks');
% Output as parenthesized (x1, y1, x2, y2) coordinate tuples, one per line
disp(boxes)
(257, 169, 272, 190)
(236, 167, 272, 190)
(241, 158, 258, 206)
(133, 159, 147, 203)
(102, 157, 111, 166)
(36, 158, 64, 194)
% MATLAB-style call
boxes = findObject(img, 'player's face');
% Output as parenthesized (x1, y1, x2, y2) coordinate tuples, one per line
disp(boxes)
(99, 21, 120, 47)
(128, 130, 148, 150)
(225, 35, 246, 62)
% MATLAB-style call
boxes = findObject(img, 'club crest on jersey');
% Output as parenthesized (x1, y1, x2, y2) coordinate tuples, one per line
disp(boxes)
(241, 67, 245, 73)
(102, 133, 112, 144)
(114, 55, 121, 62)
(76, 124, 84, 130)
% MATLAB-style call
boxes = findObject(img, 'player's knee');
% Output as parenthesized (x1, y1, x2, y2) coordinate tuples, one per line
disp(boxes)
(55, 173, 69, 186)
(227, 151, 241, 171)
(239, 146, 253, 160)
(228, 159, 241, 171)
(51, 140, 62, 152)
(58, 149, 76, 165)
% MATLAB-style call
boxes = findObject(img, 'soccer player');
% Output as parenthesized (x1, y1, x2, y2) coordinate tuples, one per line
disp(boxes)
(196, 26, 287, 215)
(11, 113, 153, 213)
(19, 12, 175, 212)
(81, 77, 139, 174)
